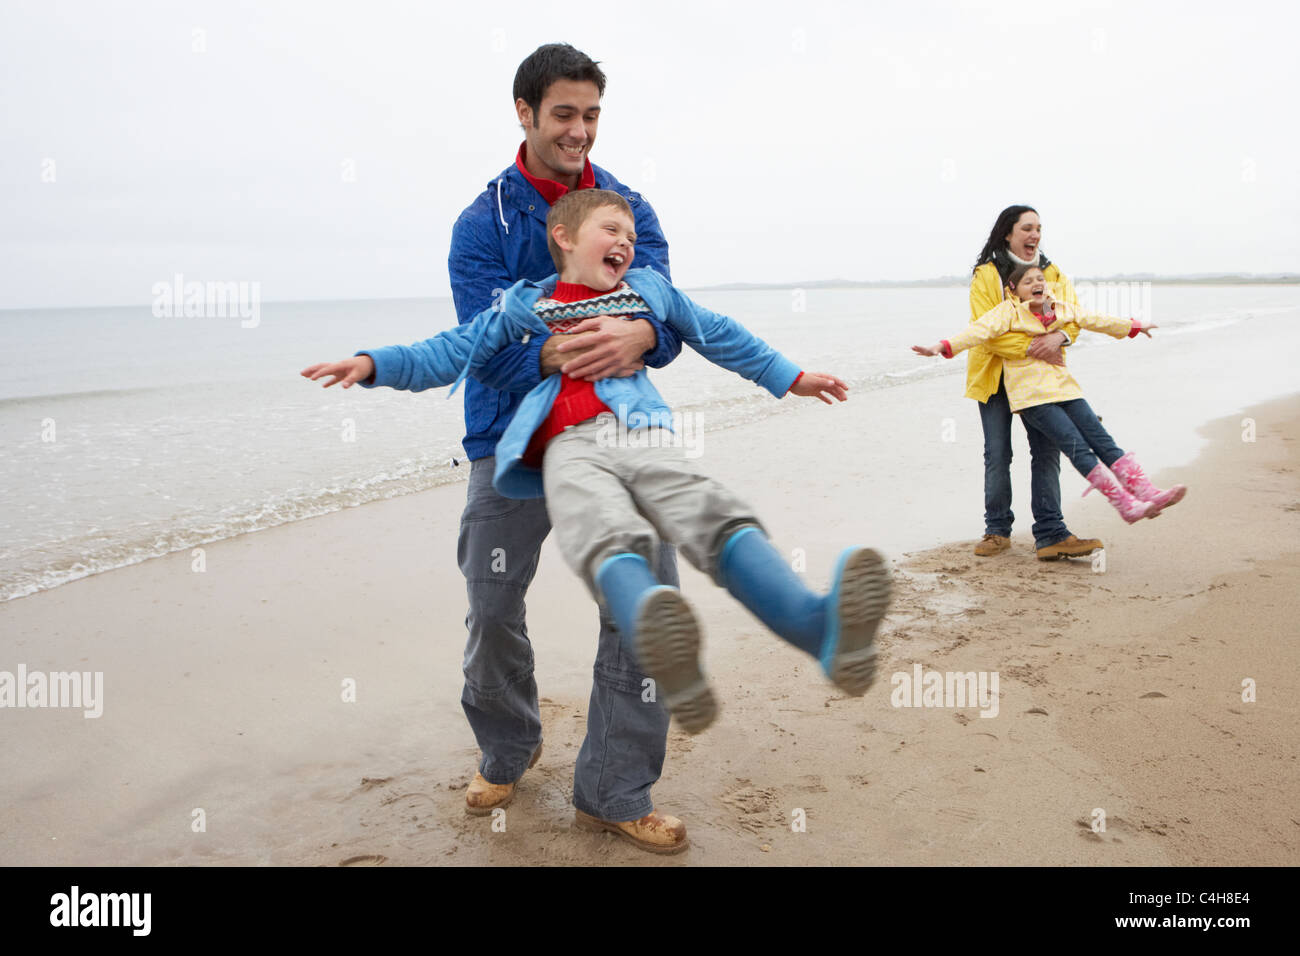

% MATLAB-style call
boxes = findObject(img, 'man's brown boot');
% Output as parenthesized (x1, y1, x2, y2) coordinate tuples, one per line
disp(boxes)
(574, 808, 689, 854)
(1036, 534, 1103, 561)
(465, 742, 543, 816)
(973, 534, 1011, 557)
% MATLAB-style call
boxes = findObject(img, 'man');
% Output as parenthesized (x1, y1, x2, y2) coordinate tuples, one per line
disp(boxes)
(447, 43, 688, 853)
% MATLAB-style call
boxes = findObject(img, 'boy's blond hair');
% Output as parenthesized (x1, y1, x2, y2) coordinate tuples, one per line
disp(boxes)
(546, 189, 633, 272)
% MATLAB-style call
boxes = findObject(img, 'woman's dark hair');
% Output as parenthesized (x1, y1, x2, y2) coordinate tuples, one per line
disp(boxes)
(513, 43, 607, 126)
(972, 205, 1037, 275)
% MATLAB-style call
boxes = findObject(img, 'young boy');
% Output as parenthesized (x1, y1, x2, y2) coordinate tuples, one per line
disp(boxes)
(913, 264, 1185, 522)
(303, 189, 892, 741)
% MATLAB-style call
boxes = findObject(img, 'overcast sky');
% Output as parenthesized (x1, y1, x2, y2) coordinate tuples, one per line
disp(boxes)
(2, 0, 1296, 308)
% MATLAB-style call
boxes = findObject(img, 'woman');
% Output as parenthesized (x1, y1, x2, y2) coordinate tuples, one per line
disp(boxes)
(967, 205, 1102, 560)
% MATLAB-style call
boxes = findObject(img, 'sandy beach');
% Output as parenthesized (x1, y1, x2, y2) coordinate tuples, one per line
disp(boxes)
(2, 317, 1298, 867)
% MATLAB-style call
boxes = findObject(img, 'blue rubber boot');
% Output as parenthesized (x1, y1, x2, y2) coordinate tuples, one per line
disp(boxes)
(716, 527, 825, 654)
(595, 553, 717, 734)
(716, 527, 891, 696)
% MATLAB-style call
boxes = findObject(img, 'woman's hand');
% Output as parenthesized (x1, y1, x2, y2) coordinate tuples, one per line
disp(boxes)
(912, 343, 943, 357)
(1026, 330, 1068, 366)
(789, 372, 849, 404)
(1134, 321, 1158, 338)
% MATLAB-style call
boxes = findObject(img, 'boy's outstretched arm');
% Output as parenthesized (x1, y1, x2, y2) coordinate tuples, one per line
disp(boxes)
(299, 319, 481, 393)
(659, 281, 848, 403)
(301, 354, 375, 388)
(652, 277, 805, 398)
(788, 371, 849, 404)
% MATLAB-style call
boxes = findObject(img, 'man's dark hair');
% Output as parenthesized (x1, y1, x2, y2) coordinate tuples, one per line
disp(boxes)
(513, 43, 606, 127)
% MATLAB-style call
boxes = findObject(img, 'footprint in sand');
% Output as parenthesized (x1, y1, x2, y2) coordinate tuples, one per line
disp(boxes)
(720, 780, 781, 834)
(797, 774, 829, 793)
(937, 806, 979, 823)
(338, 854, 387, 866)
(1075, 813, 1138, 843)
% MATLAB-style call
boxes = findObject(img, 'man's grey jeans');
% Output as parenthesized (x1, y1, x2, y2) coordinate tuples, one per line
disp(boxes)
(458, 456, 678, 822)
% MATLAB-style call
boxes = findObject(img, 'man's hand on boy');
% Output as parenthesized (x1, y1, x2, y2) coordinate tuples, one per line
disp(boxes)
(542, 316, 656, 381)
(789, 372, 849, 405)
(300, 355, 375, 388)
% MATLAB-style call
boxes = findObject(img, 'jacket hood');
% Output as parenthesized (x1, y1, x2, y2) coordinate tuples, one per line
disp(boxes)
(487, 162, 638, 233)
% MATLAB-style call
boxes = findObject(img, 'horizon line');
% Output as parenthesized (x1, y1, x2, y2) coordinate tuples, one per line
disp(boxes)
(2, 272, 1297, 313)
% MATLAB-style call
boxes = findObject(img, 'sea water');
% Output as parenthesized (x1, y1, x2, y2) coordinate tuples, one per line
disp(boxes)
(2, 284, 1297, 601)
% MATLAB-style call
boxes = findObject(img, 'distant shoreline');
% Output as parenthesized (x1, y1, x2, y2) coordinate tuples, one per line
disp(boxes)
(684, 274, 1300, 293)
(3, 274, 1297, 313)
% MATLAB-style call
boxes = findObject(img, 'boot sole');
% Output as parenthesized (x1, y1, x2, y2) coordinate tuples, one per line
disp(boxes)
(634, 588, 717, 736)
(464, 742, 543, 817)
(1036, 542, 1103, 561)
(573, 809, 690, 855)
(824, 548, 892, 697)
(1122, 501, 1154, 523)
(1143, 485, 1187, 519)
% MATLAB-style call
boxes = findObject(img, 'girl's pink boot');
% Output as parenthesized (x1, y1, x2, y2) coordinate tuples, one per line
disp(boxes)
(1083, 463, 1153, 524)
(1110, 452, 1186, 517)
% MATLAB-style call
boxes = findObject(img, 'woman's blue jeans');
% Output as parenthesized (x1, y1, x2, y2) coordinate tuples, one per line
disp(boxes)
(977, 380, 1071, 549)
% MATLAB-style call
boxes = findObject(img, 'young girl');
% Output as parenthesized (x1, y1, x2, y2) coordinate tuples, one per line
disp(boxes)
(913, 264, 1186, 523)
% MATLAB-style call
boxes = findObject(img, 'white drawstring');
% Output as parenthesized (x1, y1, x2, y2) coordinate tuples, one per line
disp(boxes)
(495, 178, 509, 235)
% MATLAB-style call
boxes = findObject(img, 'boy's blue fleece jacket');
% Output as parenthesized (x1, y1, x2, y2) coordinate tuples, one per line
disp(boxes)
(448, 162, 682, 460)
(360, 267, 802, 500)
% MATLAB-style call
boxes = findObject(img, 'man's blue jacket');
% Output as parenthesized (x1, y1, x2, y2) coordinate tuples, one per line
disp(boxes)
(447, 161, 682, 460)
(361, 268, 802, 500)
